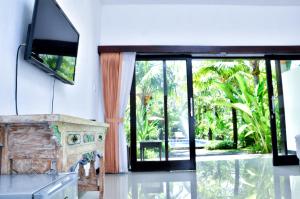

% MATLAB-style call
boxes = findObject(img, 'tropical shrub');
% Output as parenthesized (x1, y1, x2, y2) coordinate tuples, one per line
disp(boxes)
(136, 108, 159, 141)
(193, 60, 271, 153)
(193, 60, 250, 141)
(205, 140, 235, 150)
(125, 59, 272, 155)
(217, 73, 271, 153)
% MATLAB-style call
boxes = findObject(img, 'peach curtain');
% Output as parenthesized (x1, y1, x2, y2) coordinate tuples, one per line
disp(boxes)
(100, 53, 123, 173)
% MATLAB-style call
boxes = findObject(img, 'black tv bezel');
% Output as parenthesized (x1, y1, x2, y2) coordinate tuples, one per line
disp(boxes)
(24, 0, 80, 85)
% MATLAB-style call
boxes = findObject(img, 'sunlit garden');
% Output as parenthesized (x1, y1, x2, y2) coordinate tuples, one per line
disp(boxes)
(193, 59, 271, 154)
(125, 59, 273, 161)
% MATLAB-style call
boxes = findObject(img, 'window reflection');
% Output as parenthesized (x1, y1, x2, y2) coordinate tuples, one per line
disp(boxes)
(197, 156, 300, 199)
(39, 54, 76, 82)
(105, 156, 300, 199)
(129, 172, 196, 199)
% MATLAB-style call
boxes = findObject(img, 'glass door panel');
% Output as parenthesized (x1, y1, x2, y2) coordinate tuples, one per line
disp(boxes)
(266, 57, 300, 165)
(130, 57, 195, 171)
(166, 60, 190, 160)
(279, 60, 300, 155)
(135, 61, 166, 162)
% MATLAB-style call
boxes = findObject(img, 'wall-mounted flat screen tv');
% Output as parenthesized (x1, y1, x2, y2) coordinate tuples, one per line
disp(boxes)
(24, 0, 79, 85)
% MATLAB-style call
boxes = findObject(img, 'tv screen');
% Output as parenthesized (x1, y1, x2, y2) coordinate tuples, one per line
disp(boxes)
(25, 0, 79, 84)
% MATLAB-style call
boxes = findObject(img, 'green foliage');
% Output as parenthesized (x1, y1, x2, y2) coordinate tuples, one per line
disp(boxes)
(135, 60, 189, 141)
(193, 60, 248, 141)
(136, 61, 163, 95)
(124, 105, 131, 144)
(205, 140, 235, 150)
(135, 61, 165, 136)
(125, 59, 272, 156)
(41, 54, 75, 82)
(216, 74, 271, 153)
(136, 108, 159, 141)
(193, 60, 271, 153)
(57, 57, 75, 82)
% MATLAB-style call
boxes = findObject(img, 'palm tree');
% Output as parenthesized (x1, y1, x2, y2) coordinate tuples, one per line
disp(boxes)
(193, 59, 271, 153)
(135, 61, 181, 144)
(193, 60, 250, 141)
(218, 73, 271, 153)
(250, 60, 260, 85)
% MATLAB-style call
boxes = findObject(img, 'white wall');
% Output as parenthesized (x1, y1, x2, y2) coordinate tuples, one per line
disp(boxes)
(282, 65, 300, 151)
(99, 3, 300, 45)
(2, 1, 300, 122)
(0, 0, 104, 121)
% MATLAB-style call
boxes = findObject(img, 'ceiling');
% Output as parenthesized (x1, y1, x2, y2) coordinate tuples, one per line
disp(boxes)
(100, 0, 300, 6)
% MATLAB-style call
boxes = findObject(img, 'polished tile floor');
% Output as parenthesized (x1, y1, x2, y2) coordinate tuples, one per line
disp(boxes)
(80, 154, 300, 199)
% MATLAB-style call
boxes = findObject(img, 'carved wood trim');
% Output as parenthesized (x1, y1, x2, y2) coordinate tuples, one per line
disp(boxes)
(1, 125, 9, 174)
(78, 157, 105, 199)
(0, 115, 108, 197)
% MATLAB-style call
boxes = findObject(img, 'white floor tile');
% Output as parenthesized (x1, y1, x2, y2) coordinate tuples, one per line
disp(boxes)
(83, 154, 300, 199)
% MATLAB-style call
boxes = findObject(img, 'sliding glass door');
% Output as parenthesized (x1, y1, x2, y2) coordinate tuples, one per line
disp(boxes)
(129, 54, 300, 170)
(130, 56, 195, 171)
(266, 56, 300, 165)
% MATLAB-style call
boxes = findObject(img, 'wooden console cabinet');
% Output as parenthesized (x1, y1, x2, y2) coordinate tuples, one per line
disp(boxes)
(0, 114, 108, 197)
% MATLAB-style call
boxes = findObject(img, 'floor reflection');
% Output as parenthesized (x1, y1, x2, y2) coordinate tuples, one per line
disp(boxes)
(197, 155, 300, 199)
(103, 155, 300, 199)
(131, 172, 196, 199)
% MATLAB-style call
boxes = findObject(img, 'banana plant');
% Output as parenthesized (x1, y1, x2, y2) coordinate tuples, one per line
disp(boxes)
(216, 73, 271, 153)
(136, 108, 159, 142)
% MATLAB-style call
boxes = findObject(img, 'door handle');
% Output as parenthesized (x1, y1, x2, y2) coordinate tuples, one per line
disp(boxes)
(190, 98, 194, 117)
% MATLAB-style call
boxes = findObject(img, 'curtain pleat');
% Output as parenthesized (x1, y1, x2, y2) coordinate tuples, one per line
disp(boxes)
(118, 52, 136, 173)
(100, 53, 123, 173)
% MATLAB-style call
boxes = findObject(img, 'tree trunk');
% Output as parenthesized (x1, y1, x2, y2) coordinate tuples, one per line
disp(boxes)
(208, 128, 213, 140)
(232, 108, 238, 149)
(250, 60, 260, 85)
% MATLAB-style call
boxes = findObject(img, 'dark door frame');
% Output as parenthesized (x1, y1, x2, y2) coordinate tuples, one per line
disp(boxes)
(189, 57, 264, 149)
(131, 55, 300, 169)
(130, 55, 196, 171)
(98, 45, 300, 54)
(104, 46, 300, 169)
(130, 55, 272, 171)
(265, 55, 300, 166)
